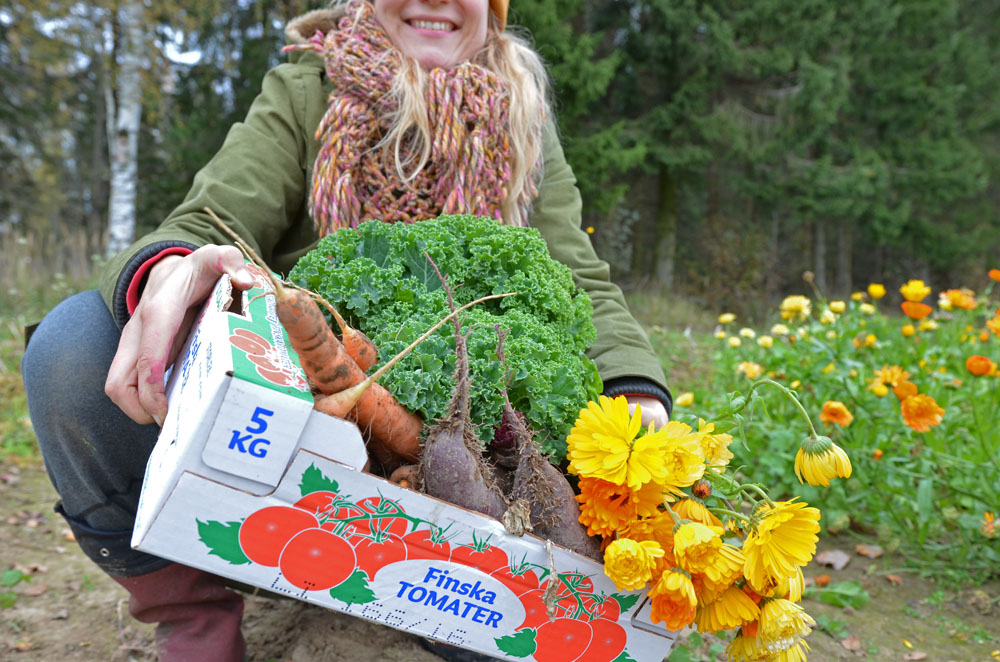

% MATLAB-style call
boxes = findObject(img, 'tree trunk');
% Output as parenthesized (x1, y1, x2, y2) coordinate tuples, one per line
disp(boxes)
(105, 0, 144, 258)
(813, 219, 827, 293)
(654, 168, 677, 288)
(836, 220, 852, 296)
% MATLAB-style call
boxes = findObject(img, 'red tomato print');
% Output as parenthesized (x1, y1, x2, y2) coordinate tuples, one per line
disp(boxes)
(402, 530, 452, 562)
(577, 619, 627, 662)
(490, 565, 539, 596)
(533, 618, 593, 662)
(353, 535, 408, 580)
(278, 528, 356, 591)
(595, 596, 621, 622)
(516, 589, 550, 631)
(239, 506, 317, 567)
(350, 496, 409, 537)
(293, 491, 363, 530)
(450, 541, 509, 573)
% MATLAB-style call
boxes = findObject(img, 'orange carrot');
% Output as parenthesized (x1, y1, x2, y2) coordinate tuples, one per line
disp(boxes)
(291, 283, 379, 372)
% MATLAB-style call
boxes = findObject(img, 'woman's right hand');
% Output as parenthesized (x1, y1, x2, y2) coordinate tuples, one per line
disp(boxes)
(105, 244, 255, 425)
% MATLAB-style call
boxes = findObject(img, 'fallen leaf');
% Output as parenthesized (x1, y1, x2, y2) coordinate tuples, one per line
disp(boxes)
(15, 562, 47, 574)
(815, 549, 852, 570)
(7, 639, 33, 652)
(855, 543, 884, 559)
(902, 653, 927, 661)
(815, 574, 831, 587)
(803, 576, 816, 587)
(886, 574, 904, 585)
(841, 635, 862, 651)
(903, 638, 914, 649)
(23, 583, 48, 597)
(62, 528, 76, 543)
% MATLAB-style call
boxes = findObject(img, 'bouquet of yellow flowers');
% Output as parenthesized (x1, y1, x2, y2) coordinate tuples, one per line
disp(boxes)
(566, 386, 852, 661)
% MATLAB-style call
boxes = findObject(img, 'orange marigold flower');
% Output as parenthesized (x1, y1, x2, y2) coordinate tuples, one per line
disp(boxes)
(872, 448, 883, 460)
(894, 381, 919, 401)
(901, 393, 945, 432)
(989, 269, 1000, 282)
(576, 477, 664, 538)
(868, 365, 911, 390)
(901, 301, 932, 320)
(819, 401, 853, 427)
(982, 512, 998, 539)
(966, 355, 995, 377)
(988, 316, 1000, 338)
(938, 288, 977, 311)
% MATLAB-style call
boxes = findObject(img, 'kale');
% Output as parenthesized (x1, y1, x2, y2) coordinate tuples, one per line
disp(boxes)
(289, 215, 601, 459)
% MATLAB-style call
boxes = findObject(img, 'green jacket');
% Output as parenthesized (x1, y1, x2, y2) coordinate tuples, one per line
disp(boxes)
(98, 11, 671, 408)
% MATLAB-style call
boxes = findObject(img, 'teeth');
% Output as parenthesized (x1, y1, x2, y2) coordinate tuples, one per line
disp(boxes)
(410, 20, 453, 31)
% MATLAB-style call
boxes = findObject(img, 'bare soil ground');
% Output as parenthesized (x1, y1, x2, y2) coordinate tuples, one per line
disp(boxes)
(2, 457, 998, 662)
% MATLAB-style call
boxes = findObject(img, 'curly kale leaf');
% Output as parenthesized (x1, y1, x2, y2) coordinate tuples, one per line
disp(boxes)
(289, 215, 601, 459)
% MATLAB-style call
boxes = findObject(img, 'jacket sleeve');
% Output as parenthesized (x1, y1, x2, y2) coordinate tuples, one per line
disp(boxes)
(98, 63, 315, 327)
(529, 121, 672, 413)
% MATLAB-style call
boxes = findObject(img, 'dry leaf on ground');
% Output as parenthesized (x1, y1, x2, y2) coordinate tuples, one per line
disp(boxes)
(815, 549, 852, 570)
(902, 652, 927, 660)
(855, 543, 884, 558)
(886, 574, 903, 585)
(815, 574, 831, 587)
(23, 583, 48, 597)
(841, 634, 862, 651)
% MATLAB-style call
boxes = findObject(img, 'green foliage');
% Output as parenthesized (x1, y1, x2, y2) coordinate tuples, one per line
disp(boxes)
(805, 581, 871, 609)
(299, 464, 339, 496)
(289, 215, 601, 457)
(494, 628, 536, 658)
(328, 569, 377, 606)
(196, 519, 252, 565)
(0, 569, 27, 609)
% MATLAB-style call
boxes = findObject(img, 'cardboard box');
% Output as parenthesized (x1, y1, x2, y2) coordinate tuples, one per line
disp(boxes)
(133, 272, 679, 662)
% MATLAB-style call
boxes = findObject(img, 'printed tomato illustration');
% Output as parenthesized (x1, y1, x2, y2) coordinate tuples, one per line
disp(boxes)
(533, 618, 593, 662)
(402, 529, 452, 562)
(294, 491, 363, 530)
(239, 505, 318, 566)
(516, 589, 550, 631)
(278, 528, 357, 591)
(450, 540, 509, 572)
(353, 535, 408, 579)
(349, 496, 409, 537)
(490, 564, 539, 596)
(577, 619, 626, 662)
(594, 596, 621, 622)
(557, 572, 595, 597)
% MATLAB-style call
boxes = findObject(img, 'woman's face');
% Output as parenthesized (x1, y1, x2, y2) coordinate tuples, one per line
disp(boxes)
(374, 0, 489, 70)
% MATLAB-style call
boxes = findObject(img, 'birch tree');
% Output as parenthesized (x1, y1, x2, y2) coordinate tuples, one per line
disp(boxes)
(105, 0, 145, 257)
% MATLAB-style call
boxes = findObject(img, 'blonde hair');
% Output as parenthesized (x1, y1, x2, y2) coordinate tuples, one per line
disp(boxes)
(335, 1, 550, 226)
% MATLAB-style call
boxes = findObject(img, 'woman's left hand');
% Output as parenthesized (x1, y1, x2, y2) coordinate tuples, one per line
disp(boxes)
(625, 395, 670, 429)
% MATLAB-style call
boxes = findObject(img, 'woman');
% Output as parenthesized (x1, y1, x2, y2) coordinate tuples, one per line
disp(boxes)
(21, 0, 672, 659)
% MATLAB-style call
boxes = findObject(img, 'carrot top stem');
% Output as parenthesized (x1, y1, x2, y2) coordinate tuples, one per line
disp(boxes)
(204, 206, 285, 297)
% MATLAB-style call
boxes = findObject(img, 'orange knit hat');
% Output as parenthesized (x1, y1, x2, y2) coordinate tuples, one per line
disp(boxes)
(490, 0, 508, 28)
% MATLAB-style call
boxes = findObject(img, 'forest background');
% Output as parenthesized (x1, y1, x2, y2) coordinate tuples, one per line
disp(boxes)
(3, 0, 999, 318)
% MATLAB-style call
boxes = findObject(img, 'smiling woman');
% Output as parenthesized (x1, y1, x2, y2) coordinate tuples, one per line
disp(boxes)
(374, 0, 491, 69)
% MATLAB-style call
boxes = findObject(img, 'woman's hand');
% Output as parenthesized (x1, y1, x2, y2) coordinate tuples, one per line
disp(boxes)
(105, 245, 254, 425)
(625, 395, 670, 429)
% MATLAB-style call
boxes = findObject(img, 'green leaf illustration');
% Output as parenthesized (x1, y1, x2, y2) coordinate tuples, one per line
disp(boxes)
(299, 463, 339, 496)
(612, 648, 638, 662)
(329, 569, 376, 606)
(610, 592, 641, 613)
(494, 628, 536, 658)
(196, 519, 251, 565)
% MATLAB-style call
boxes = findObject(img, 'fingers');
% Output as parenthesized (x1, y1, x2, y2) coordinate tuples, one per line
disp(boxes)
(625, 395, 670, 428)
(106, 313, 156, 425)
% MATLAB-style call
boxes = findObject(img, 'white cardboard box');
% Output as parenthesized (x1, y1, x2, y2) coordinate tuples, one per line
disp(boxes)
(133, 272, 679, 662)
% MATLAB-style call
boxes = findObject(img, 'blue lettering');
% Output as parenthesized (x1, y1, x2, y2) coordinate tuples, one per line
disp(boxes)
(228, 431, 251, 452)
(248, 438, 270, 458)
(424, 567, 444, 584)
(424, 591, 449, 610)
(485, 612, 502, 628)
(445, 577, 463, 594)
(460, 602, 476, 618)
(470, 606, 489, 624)
(442, 599, 461, 616)
(467, 581, 484, 601)
(481, 591, 496, 605)
(395, 581, 414, 598)
(409, 587, 428, 603)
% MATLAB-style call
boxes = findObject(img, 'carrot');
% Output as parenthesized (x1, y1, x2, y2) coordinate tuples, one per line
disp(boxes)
(388, 464, 419, 489)
(296, 284, 378, 372)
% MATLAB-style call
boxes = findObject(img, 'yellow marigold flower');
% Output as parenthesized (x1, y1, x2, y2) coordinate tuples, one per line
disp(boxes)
(982, 512, 997, 539)
(988, 315, 1000, 338)
(566, 396, 671, 489)
(789, 379, 801, 389)
(675, 391, 695, 407)
(867, 283, 886, 300)
(851, 291, 864, 301)
(701, 543, 746, 595)
(901, 393, 945, 432)
(775, 566, 806, 602)
(780, 295, 812, 322)
(739, 327, 756, 338)
(758, 598, 816, 654)
(901, 323, 916, 337)
(900, 279, 931, 302)
(795, 435, 852, 486)
(718, 312, 737, 324)
(673, 498, 723, 529)
(819, 401, 852, 427)
(825, 330, 837, 339)
(829, 300, 846, 314)
(757, 335, 774, 349)
(715, 329, 728, 339)
(729, 336, 742, 348)
(696, 418, 734, 473)
(918, 318, 938, 331)
(585, 225, 595, 234)
(771, 323, 790, 336)
(821, 362, 836, 374)
(660, 421, 707, 500)
(603, 538, 664, 591)
(859, 302, 876, 315)
(648, 568, 697, 630)
(869, 365, 910, 389)
(743, 501, 820, 594)
(575, 477, 664, 538)
(939, 288, 977, 311)
(865, 333, 877, 347)
(673, 521, 722, 575)
(696, 585, 760, 633)
(727, 630, 810, 662)
(872, 383, 888, 397)
(623, 512, 677, 571)
(738, 361, 763, 379)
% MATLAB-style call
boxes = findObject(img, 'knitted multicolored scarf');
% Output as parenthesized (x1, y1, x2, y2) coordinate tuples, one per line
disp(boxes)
(290, 1, 520, 235)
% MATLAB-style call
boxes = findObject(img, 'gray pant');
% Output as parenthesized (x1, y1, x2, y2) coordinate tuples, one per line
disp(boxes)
(21, 290, 170, 577)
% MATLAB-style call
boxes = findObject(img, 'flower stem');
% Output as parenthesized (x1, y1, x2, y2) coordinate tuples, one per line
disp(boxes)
(709, 507, 752, 525)
(747, 378, 820, 438)
(740, 483, 775, 508)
